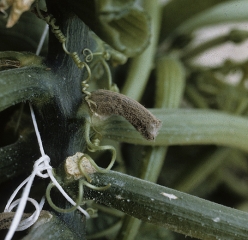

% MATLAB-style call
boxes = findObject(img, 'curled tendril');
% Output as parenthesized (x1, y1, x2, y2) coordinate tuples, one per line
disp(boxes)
(83, 48, 112, 89)
(36, 1, 113, 101)
(46, 180, 83, 213)
(84, 120, 116, 172)
(100, 58, 112, 89)
(36, 0, 92, 99)
(78, 154, 112, 188)
(83, 48, 111, 63)
(83, 48, 94, 63)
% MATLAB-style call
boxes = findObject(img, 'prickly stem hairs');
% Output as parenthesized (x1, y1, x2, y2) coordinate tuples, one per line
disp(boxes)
(88, 89, 162, 140)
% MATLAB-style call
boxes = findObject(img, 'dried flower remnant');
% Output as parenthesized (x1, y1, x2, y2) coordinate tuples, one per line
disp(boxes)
(88, 89, 162, 140)
(65, 152, 96, 180)
(0, 0, 35, 28)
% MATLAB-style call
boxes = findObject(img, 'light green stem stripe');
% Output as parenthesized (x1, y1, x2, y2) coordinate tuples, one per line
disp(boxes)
(82, 170, 248, 239)
(121, 0, 162, 101)
(155, 56, 185, 108)
(101, 109, 248, 152)
(117, 2, 163, 239)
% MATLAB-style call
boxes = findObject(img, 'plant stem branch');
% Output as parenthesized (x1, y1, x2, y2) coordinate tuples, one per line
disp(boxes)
(0, 67, 52, 112)
(79, 170, 248, 239)
(101, 109, 248, 152)
(117, 56, 185, 239)
(121, 0, 162, 100)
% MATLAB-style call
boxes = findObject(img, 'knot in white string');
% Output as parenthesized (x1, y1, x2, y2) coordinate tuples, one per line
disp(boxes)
(4, 154, 51, 240)
(33, 154, 51, 178)
(4, 104, 90, 240)
(4, 155, 52, 240)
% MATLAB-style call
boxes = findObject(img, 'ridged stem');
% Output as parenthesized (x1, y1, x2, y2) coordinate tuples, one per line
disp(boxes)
(0, 67, 52, 112)
(100, 109, 248, 153)
(79, 170, 248, 239)
(121, 0, 162, 100)
(117, 56, 185, 239)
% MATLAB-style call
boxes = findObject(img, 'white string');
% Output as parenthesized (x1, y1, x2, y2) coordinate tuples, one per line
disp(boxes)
(35, 24, 49, 56)
(4, 153, 51, 240)
(29, 102, 90, 218)
(8, 197, 45, 231)
(28, 103, 90, 218)
(4, 22, 50, 239)
(4, 105, 90, 240)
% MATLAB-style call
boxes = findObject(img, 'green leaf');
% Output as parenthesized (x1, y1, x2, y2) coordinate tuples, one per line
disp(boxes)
(0, 133, 39, 183)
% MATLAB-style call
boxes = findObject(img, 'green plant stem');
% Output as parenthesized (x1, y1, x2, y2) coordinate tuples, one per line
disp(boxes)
(22, 212, 85, 240)
(116, 2, 163, 237)
(181, 29, 248, 61)
(117, 56, 185, 240)
(235, 98, 248, 115)
(159, 0, 225, 40)
(174, 148, 231, 192)
(0, 51, 43, 67)
(116, 147, 168, 240)
(87, 220, 122, 239)
(155, 56, 185, 108)
(100, 109, 248, 153)
(0, 66, 52, 111)
(218, 168, 248, 199)
(121, 0, 162, 100)
(185, 84, 209, 109)
(0, 133, 39, 183)
(176, 0, 248, 34)
(181, 35, 227, 61)
(75, 170, 248, 239)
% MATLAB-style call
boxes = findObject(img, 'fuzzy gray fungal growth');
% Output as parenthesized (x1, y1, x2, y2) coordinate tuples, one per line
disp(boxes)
(88, 89, 162, 140)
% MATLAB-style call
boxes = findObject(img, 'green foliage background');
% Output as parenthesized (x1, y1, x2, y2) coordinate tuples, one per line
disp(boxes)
(1, 0, 248, 239)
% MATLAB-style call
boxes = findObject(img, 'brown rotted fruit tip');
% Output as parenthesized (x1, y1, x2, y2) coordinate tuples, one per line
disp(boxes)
(144, 117, 162, 141)
(89, 89, 162, 141)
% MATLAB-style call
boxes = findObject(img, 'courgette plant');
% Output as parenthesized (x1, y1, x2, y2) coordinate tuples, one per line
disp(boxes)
(1, 0, 248, 239)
